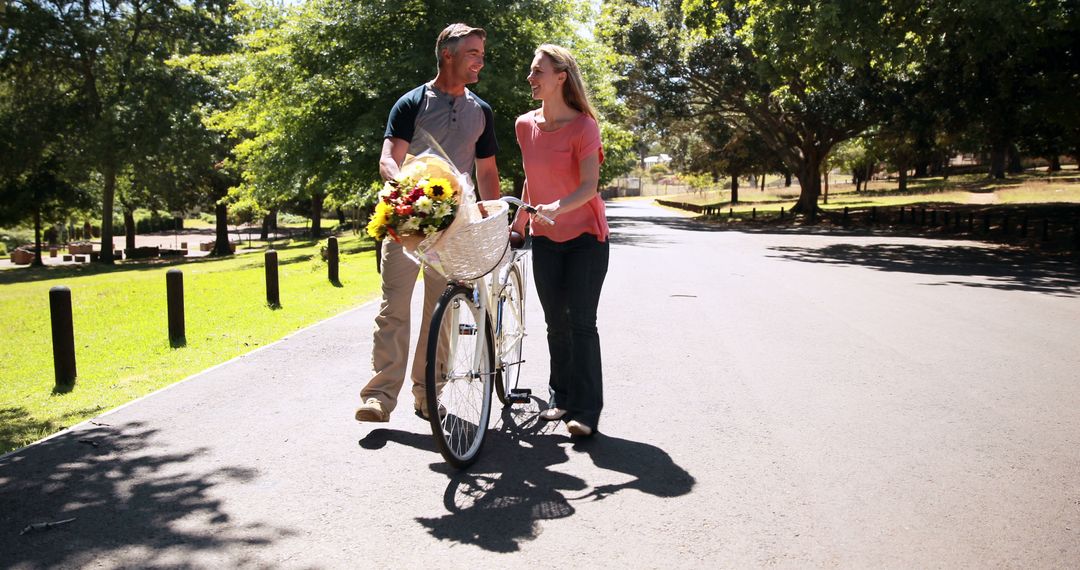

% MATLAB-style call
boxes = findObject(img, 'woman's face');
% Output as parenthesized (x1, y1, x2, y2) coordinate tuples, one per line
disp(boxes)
(527, 54, 565, 101)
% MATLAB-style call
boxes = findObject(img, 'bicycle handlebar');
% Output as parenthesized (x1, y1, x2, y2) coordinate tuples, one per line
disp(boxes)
(500, 195, 555, 226)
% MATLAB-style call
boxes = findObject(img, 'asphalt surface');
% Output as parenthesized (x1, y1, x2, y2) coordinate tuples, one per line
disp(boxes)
(2, 199, 1079, 568)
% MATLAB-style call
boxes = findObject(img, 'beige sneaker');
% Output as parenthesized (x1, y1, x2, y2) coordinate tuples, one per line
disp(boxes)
(355, 398, 388, 422)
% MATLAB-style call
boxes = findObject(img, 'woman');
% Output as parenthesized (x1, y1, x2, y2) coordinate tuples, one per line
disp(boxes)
(512, 44, 608, 437)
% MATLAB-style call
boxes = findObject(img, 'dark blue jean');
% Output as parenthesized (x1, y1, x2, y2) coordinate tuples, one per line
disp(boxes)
(531, 233, 609, 431)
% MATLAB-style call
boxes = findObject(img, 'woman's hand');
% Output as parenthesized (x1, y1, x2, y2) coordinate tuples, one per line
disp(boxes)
(533, 201, 560, 226)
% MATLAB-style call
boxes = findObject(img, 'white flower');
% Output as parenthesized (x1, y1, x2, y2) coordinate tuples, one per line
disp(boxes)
(401, 217, 421, 232)
(414, 196, 434, 214)
(423, 225, 440, 236)
(434, 201, 452, 218)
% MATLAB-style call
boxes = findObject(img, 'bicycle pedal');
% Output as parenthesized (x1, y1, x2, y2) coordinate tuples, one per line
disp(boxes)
(508, 388, 532, 404)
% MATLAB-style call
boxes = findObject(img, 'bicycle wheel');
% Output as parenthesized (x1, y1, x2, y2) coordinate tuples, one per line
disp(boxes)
(426, 284, 495, 468)
(495, 262, 526, 406)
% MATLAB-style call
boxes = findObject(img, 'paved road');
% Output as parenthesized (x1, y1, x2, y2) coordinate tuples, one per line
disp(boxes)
(3, 199, 1079, 568)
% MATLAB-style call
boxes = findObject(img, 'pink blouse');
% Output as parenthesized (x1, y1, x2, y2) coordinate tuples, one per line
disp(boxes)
(515, 111, 607, 242)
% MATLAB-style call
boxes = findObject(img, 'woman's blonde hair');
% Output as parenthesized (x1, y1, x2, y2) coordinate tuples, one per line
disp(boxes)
(535, 44, 598, 123)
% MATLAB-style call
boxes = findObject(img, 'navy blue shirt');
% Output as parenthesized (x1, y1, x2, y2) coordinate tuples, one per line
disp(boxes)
(384, 82, 498, 176)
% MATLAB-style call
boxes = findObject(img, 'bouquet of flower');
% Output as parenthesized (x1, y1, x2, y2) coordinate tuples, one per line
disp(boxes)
(366, 153, 470, 251)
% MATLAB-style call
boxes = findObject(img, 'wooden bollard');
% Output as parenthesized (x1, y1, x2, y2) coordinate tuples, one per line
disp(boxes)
(943, 210, 950, 228)
(968, 213, 974, 232)
(1042, 219, 1050, 241)
(920, 207, 926, 226)
(983, 214, 990, 233)
(779, 207, 784, 220)
(899, 206, 905, 224)
(327, 236, 339, 284)
(1020, 215, 1028, 237)
(729, 208, 733, 218)
(842, 207, 849, 226)
(1002, 214, 1010, 235)
(167, 269, 185, 347)
(929, 209, 937, 226)
(49, 286, 77, 389)
(871, 207, 877, 224)
(265, 249, 280, 308)
(752, 208, 756, 220)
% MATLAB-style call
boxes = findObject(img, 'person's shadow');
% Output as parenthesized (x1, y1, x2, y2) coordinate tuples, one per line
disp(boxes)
(404, 402, 696, 553)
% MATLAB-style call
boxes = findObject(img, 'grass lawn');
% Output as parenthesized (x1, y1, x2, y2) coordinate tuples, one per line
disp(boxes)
(0, 233, 381, 454)
(662, 169, 1080, 211)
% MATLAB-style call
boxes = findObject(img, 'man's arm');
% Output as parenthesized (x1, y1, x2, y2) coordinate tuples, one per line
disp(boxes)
(380, 137, 409, 181)
(474, 155, 500, 201)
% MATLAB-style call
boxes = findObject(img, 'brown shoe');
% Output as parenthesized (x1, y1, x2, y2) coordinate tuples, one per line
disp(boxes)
(355, 398, 388, 422)
(566, 420, 593, 437)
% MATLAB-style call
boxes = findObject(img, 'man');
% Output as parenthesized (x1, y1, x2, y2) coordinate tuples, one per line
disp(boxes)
(356, 23, 501, 422)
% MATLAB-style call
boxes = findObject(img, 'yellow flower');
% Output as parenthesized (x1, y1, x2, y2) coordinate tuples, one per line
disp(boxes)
(367, 201, 393, 239)
(366, 216, 384, 239)
(423, 177, 455, 200)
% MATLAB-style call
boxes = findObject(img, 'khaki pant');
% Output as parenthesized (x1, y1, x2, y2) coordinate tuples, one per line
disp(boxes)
(361, 239, 447, 414)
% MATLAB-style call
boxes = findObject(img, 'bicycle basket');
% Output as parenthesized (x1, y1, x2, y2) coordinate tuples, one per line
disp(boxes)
(417, 199, 510, 280)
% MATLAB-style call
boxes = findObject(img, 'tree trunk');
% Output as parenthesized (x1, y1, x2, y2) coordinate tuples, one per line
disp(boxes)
(730, 175, 739, 204)
(310, 192, 324, 239)
(1048, 155, 1061, 172)
(823, 171, 829, 205)
(212, 201, 232, 256)
(1007, 145, 1023, 174)
(123, 208, 136, 251)
(98, 162, 117, 263)
(760, 173, 766, 192)
(784, 172, 792, 187)
(260, 212, 270, 241)
(793, 153, 823, 223)
(898, 166, 908, 193)
(914, 161, 929, 178)
(32, 207, 44, 267)
(989, 144, 1007, 179)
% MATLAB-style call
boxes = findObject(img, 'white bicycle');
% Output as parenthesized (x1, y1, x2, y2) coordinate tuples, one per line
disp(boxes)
(423, 196, 545, 468)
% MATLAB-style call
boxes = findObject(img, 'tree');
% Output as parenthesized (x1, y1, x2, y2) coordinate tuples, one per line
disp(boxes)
(921, 0, 1078, 179)
(601, 0, 923, 221)
(194, 0, 632, 235)
(0, 160, 92, 266)
(2, 0, 237, 264)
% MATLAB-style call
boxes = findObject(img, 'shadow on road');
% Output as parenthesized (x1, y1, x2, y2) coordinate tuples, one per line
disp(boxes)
(0, 421, 295, 568)
(410, 404, 696, 553)
(767, 242, 1080, 297)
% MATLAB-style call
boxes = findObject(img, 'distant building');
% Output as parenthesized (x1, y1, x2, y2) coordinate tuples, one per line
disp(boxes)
(643, 154, 672, 166)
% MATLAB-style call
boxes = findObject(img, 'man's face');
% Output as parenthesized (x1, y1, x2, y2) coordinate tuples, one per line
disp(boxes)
(446, 34, 485, 85)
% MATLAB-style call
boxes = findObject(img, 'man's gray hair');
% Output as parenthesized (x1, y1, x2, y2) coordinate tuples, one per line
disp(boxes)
(435, 23, 486, 66)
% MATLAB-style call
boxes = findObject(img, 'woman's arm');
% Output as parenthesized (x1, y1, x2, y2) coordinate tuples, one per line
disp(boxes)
(511, 180, 531, 235)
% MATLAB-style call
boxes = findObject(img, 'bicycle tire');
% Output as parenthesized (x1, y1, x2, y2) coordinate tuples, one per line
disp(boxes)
(425, 284, 495, 468)
(494, 263, 526, 406)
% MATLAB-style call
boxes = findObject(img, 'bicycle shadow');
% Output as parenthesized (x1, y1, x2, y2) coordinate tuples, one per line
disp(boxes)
(413, 403, 696, 553)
